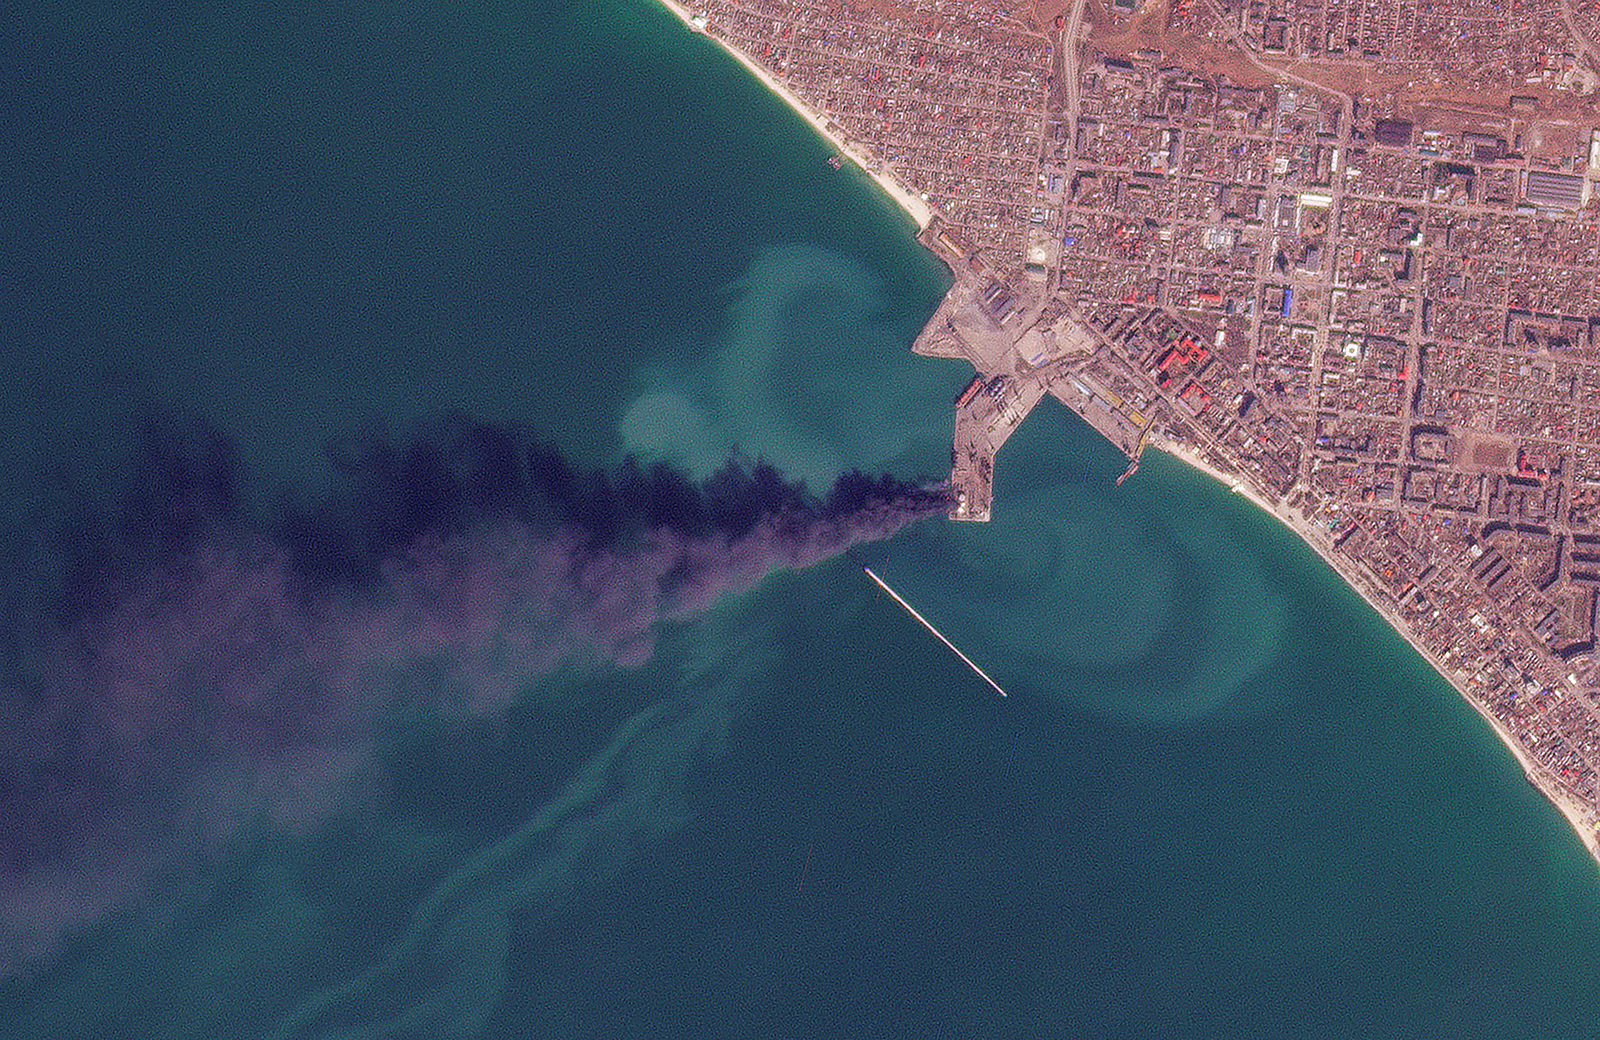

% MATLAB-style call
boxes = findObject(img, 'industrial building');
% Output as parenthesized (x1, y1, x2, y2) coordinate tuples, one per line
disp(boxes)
(1524, 170, 1586, 209)
(1373, 119, 1414, 147)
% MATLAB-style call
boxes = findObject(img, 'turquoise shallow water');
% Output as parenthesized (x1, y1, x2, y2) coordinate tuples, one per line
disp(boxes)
(4, 1, 1600, 1038)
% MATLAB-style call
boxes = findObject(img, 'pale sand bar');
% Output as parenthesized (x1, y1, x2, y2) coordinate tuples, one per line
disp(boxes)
(652, 0, 935, 230)
(1152, 437, 1600, 865)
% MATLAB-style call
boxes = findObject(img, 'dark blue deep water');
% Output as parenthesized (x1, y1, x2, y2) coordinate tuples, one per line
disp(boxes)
(4, 3, 1600, 1038)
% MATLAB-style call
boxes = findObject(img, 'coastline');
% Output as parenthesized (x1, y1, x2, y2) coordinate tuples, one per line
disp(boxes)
(650, 0, 936, 231)
(1150, 436, 1600, 866)
(644, 0, 1600, 872)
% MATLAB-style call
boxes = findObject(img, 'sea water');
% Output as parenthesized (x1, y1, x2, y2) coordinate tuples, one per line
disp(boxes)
(4, 1, 1600, 1038)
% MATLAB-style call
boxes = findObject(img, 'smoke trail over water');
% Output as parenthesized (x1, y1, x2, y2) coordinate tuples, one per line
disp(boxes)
(0, 413, 946, 982)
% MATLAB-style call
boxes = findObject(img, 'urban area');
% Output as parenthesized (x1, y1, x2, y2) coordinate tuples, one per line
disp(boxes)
(684, 0, 1600, 847)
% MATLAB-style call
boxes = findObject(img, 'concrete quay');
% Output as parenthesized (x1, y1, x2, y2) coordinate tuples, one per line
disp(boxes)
(949, 376, 1048, 521)
(1048, 370, 1146, 459)
(914, 223, 1116, 521)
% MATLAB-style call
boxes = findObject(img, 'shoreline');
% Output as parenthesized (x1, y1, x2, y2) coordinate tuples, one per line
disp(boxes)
(1150, 436, 1600, 866)
(643, 0, 1600, 871)
(650, 0, 936, 231)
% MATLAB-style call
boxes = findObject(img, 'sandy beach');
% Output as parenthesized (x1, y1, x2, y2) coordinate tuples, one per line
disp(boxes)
(651, 0, 935, 231)
(1151, 437, 1600, 864)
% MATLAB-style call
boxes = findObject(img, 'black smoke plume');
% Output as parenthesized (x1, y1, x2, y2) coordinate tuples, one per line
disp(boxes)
(0, 413, 946, 980)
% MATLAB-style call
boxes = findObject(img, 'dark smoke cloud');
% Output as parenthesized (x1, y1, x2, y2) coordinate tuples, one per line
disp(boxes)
(0, 413, 945, 980)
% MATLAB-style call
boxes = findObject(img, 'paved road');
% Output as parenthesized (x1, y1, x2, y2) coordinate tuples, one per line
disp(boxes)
(1560, 0, 1600, 71)
(1198, 0, 1353, 112)
(1065, 0, 1086, 144)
